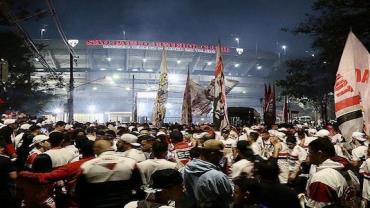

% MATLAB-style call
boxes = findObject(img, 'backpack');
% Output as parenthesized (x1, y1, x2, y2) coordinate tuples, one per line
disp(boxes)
(335, 169, 361, 208)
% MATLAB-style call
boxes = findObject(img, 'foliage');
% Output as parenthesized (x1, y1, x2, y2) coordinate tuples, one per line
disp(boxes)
(278, 0, 370, 111)
(0, 31, 63, 114)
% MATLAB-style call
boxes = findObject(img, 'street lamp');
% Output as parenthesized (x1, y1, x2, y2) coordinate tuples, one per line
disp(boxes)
(281, 45, 287, 55)
(235, 37, 240, 47)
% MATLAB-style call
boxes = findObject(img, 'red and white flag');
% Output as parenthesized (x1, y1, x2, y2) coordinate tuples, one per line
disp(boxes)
(334, 32, 369, 140)
(213, 42, 229, 131)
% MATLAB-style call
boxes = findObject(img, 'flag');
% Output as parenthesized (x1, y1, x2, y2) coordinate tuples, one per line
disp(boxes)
(213, 42, 229, 131)
(190, 79, 239, 116)
(334, 32, 368, 140)
(263, 84, 273, 113)
(283, 96, 289, 123)
(181, 68, 192, 125)
(152, 49, 168, 127)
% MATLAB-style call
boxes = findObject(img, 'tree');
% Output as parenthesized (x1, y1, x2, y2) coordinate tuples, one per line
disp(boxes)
(278, 0, 370, 122)
(0, 31, 63, 115)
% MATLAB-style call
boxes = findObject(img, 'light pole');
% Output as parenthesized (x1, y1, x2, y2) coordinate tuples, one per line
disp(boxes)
(67, 40, 79, 123)
(235, 37, 240, 47)
(281, 45, 287, 55)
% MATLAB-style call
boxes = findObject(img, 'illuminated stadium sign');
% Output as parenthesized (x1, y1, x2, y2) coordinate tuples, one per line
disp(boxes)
(86, 39, 230, 54)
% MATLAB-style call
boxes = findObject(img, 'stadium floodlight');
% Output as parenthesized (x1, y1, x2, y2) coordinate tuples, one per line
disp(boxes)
(53, 108, 62, 114)
(177, 60, 181, 64)
(113, 74, 120, 79)
(106, 57, 112, 62)
(116, 68, 123, 71)
(146, 69, 153, 72)
(311, 53, 315, 57)
(125, 87, 131, 91)
(92, 87, 97, 90)
(234, 63, 240, 68)
(281, 45, 287, 50)
(67, 39, 79, 48)
(242, 91, 246, 94)
(257, 65, 262, 70)
(100, 68, 106, 71)
(207, 61, 212, 66)
(143, 58, 147, 63)
(88, 105, 96, 113)
(132, 68, 138, 72)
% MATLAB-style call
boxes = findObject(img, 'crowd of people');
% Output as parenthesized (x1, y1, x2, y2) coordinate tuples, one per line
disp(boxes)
(0, 116, 369, 208)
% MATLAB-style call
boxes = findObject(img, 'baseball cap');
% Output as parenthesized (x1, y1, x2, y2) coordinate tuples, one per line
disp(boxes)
(352, 132, 366, 142)
(20, 123, 31, 130)
(315, 129, 330, 138)
(202, 139, 224, 152)
(29, 135, 49, 147)
(4, 119, 16, 125)
(120, 133, 140, 146)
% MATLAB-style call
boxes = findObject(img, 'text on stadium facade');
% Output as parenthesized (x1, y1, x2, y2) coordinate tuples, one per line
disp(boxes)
(86, 40, 230, 54)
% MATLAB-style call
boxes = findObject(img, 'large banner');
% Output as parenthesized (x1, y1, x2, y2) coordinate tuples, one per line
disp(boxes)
(334, 32, 369, 140)
(181, 69, 192, 125)
(152, 50, 168, 127)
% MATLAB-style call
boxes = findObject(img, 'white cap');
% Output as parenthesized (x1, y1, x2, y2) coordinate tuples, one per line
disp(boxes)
(20, 123, 31, 130)
(331, 134, 343, 144)
(137, 126, 144, 132)
(315, 129, 330, 138)
(4, 119, 16, 125)
(128, 126, 135, 132)
(278, 128, 288, 132)
(308, 129, 317, 136)
(120, 134, 140, 146)
(275, 132, 287, 142)
(296, 124, 303, 129)
(156, 131, 166, 136)
(193, 132, 208, 139)
(29, 135, 49, 147)
(352, 132, 366, 142)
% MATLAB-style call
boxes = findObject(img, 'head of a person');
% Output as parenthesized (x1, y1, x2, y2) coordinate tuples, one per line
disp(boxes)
(79, 139, 95, 158)
(150, 169, 184, 202)
(93, 139, 113, 156)
(32, 154, 52, 173)
(116, 134, 140, 152)
(255, 158, 280, 184)
(55, 121, 66, 132)
(29, 125, 41, 136)
(48, 132, 65, 148)
(233, 175, 259, 206)
(32, 135, 51, 151)
(308, 137, 335, 165)
(170, 131, 183, 144)
(200, 139, 224, 165)
(139, 135, 156, 152)
(248, 131, 259, 142)
(221, 128, 230, 139)
(260, 129, 270, 141)
(236, 140, 254, 161)
(151, 140, 168, 159)
(286, 135, 297, 150)
(297, 130, 306, 139)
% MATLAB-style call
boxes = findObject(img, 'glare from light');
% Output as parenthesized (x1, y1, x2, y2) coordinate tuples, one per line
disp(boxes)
(106, 76, 113, 81)
(177, 60, 181, 64)
(257, 66, 262, 70)
(165, 103, 172, 109)
(235, 37, 239, 42)
(311, 53, 315, 57)
(113, 74, 120, 79)
(132, 68, 138, 72)
(146, 69, 153, 72)
(34, 58, 39, 62)
(106, 57, 112, 62)
(169, 74, 180, 83)
(146, 87, 151, 91)
(242, 91, 246, 94)
(323, 61, 327, 64)
(41, 28, 46, 32)
(228, 73, 232, 76)
(53, 108, 62, 114)
(234, 63, 240, 68)
(88, 105, 96, 112)
(207, 61, 212, 66)
(201, 118, 205, 121)
(281, 45, 287, 50)
(92, 87, 97, 91)
(116, 68, 123, 71)
(100, 68, 107, 71)
(62, 88, 67, 91)
(0, 58, 4, 62)
(126, 87, 131, 91)
(143, 58, 147, 63)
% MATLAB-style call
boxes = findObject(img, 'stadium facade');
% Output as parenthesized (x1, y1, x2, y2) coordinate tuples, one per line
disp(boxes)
(32, 39, 282, 122)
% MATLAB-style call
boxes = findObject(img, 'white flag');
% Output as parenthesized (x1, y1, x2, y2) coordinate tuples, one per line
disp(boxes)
(334, 32, 369, 140)
(152, 49, 168, 127)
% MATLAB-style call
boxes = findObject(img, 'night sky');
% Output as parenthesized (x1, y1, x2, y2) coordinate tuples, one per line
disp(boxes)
(23, 0, 312, 56)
